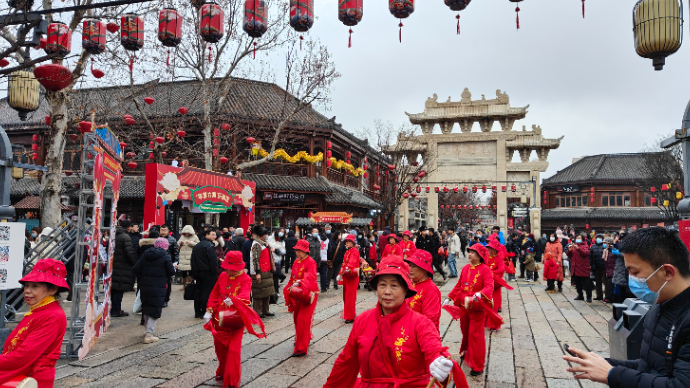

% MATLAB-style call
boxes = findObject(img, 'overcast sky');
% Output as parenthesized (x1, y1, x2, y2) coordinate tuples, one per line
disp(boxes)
(302, 1, 690, 180)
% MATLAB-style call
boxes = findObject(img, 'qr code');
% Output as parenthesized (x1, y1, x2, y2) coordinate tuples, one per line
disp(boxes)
(0, 246, 8, 262)
(0, 269, 6, 284)
(0, 226, 10, 241)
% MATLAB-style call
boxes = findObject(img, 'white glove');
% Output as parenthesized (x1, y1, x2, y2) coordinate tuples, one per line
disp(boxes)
(203, 312, 212, 323)
(473, 292, 482, 302)
(429, 356, 453, 382)
(223, 298, 233, 307)
(443, 298, 452, 306)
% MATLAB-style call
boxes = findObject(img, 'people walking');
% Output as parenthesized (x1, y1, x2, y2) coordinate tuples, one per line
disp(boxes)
(381, 234, 402, 259)
(132, 238, 175, 344)
(327, 231, 346, 290)
(284, 240, 319, 357)
(111, 219, 138, 318)
(611, 234, 628, 303)
(191, 228, 219, 319)
(603, 237, 617, 303)
(267, 229, 287, 298)
(447, 229, 461, 278)
(177, 225, 199, 290)
(250, 226, 275, 318)
(340, 234, 361, 323)
(397, 231, 416, 260)
(486, 239, 508, 329)
(284, 230, 298, 273)
(306, 228, 327, 292)
(229, 228, 245, 253)
(159, 225, 178, 307)
(567, 234, 593, 303)
(404, 250, 442, 331)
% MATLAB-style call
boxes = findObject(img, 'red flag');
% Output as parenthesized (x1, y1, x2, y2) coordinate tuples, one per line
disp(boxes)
(494, 276, 514, 291)
(473, 298, 504, 329)
(230, 295, 267, 338)
(443, 304, 463, 321)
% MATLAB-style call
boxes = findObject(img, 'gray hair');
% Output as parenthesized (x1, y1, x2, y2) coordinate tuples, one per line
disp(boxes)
(235, 228, 244, 236)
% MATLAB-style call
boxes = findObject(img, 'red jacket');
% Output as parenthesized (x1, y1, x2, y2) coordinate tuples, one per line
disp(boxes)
(407, 278, 442, 332)
(543, 254, 559, 280)
(566, 242, 591, 277)
(448, 263, 494, 308)
(382, 244, 403, 259)
(397, 240, 417, 260)
(487, 252, 505, 290)
(369, 245, 378, 268)
(283, 256, 318, 312)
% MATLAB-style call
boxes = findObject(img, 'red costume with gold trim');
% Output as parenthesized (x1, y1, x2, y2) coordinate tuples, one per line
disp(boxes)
(447, 263, 494, 372)
(323, 302, 469, 388)
(0, 297, 66, 388)
(340, 247, 361, 321)
(283, 255, 319, 355)
(486, 248, 506, 330)
(382, 243, 403, 259)
(206, 272, 252, 388)
(397, 240, 417, 260)
(407, 278, 442, 332)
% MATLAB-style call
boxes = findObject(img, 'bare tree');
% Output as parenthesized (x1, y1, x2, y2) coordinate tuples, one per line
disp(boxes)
(638, 143, 684, 221)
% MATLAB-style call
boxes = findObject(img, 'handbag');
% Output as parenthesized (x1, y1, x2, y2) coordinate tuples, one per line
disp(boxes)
(506, 261, 516, 275)
(183, 282, 196, 301)
(133, 290, 142, 314)
(342, 267, 359, 279)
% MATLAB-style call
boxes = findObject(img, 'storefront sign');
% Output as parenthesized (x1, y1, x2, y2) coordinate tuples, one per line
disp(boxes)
(0, 222, 26, 291)
(309, 211, 353, 224)
(263, 192, 306, 204)
(191, 186, 235, 213)
(557, 185, 580, 193)
(95, 125, 121, 158)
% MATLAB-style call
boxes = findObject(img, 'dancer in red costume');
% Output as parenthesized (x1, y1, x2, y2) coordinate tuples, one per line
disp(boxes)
(283, 239, 319, 357)
(324, 255, 469, 388)
(339, 234, 361, 323)
(397, 231, 417, 260)
(404, 250, 442, 331)
(382, 234, 402, 259)
(445, 244, 494, 376)
(486, 239, 507, 331)
(204, 251, 264, 388)
(0, 259, 69, 388)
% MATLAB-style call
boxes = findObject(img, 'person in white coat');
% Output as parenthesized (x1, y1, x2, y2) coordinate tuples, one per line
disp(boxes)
(267, 229, 287, 296)
(447, 229, 461, 278)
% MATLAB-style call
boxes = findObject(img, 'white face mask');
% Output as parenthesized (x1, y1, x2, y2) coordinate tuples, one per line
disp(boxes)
(550, 237, 555, 242)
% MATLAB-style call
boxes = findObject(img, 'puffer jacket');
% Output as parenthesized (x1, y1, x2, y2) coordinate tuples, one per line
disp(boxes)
(132, 247, 175, 319)
(612, 253, 628, 286)
(589, 242, 607, 270)
(138, 238, 156, 258)
(566, 242, 591, 278)
(177, 225, 199, 272)
(545, 242, 564, 282)
(606, 286, 690, 388)
(112, 226, 138, 292)
(250, 239, 274, 299)
(306, 235, 322, 268)
(605, 249, 617, 278)
(267, 235, 285, 265)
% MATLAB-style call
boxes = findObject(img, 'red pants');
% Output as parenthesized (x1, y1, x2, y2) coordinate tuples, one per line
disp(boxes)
(459, 307, 487, 372)
(213, 328, 244, 388)
(341, 276, 358, 320)
(293, 294, 319, 354)
(486, 287, 502, 330)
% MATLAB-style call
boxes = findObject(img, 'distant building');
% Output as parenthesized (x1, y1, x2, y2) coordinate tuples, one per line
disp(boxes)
(541, 153, 670, 232)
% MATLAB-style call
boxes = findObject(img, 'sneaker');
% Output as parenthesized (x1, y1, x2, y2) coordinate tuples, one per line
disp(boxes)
(586, 299, 592, 303)
(143, 333, 159, 344)
(291, 352, 306, 358)
(345, 319, 354, 324)
(112, 311, 129, 318)
(574, 296, 584, 301)
(264, 312, 275, 317)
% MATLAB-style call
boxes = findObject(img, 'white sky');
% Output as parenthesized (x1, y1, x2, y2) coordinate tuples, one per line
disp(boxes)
(302, 0, 690, 180)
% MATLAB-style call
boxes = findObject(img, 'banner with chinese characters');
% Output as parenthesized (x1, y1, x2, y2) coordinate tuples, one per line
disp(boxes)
(308, 212, 353, 224)
(191, 186, 235, 213)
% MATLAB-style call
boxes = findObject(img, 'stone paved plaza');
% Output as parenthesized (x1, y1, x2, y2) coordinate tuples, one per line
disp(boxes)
(44, 256, 614, 388)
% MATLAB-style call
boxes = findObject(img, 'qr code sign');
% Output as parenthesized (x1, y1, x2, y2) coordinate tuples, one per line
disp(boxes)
(0, 269, 6, 284)
(0, 225, 10, 241)
(0, 246, 8, 262)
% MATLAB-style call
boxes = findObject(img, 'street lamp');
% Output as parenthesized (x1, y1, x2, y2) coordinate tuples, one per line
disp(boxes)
(633, 0, 683, 70)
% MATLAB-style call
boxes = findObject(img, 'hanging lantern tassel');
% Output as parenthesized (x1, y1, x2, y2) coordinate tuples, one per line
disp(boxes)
(582, 0, 585, 18)
(515, 6, 520, 29)
(208, 46, 212, 63)
(348, 29, 353, 48)
(253, 41, 257, 59)
(456, 14, 460, 35)
(399, 21, 403, 43)
(129, 55, 134, 71)
(299, 35, 303, 50)
(167, 49, 170, 67)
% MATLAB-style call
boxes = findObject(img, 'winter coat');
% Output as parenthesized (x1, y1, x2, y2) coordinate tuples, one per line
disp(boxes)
(138, 238, 156, 258)
(589, 243, 607, 270)
(378, 233, 394, 258)
(132, 247, 175, 319)
(329, 236, 346, 266)
(163, 234, 179, 263)
(519, 238, 535, 264)
(241, 238, 253, 271)
(545, 242, 564, 282)
(612, 253, 628, 286)
(213, 239, 225, 265)
(306, 235, 322, 268)
(537, 236, 548, 260)
(177, 225, 199, 272)
(523, 252, 536, 272)
(128, 231, 142, 252)
(606, 286, 690, 388)
(448, 234, 461, 255)
(230, 235, 246, 252)
(605, 249, 617, 278)
(267, 235, 286, 265)
(112, 226, 138, 292)
(250, 239, 275, 299)
(284, 233, 298, 257)
(543, 255, 558, 280)
(566, 242, 591, 278)
(190, 237, 219, 277)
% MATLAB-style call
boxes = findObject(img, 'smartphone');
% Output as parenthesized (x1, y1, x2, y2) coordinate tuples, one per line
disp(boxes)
(563, 343, 577, 357)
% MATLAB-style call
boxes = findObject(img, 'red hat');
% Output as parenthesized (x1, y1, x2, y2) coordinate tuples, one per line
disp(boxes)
(487, 239, 503, 253)
(403, 231, 411, 238)
(404, 249, 434, 276)
(294, 239, 311, 253)
(222, 251, 245, 271)
(344, 234, 356, 244)
(19, 258, 69, 292)
(369, 255, 417, 298)
(468, 244, 489, 262)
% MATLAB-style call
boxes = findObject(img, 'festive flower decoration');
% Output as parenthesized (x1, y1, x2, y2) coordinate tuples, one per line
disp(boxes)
(252, 147, 367, 177)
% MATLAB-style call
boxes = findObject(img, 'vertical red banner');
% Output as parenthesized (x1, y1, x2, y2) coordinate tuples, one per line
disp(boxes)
(678, 220, 690, 254)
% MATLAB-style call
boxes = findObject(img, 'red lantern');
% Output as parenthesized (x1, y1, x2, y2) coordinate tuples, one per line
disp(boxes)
(417, 171, 426, 178)
(222, 123, 231, 130)
(220, 156, 229, 164)
(339, 0, 362, 47)
(243, 0, 268, 38)
(82, 19, 106, 55)
(425, 186, 430, 193)
(149, 153, 154, 160)
(387, 164, 395, 171)
(413, 177, 419, 183)
(121, 14, 144, 51)
(213, 149, 219, 157)
(482, 186, 487, 193)
(373, 184, 381, 191)
(416, 187, 421, 193)
(247, 137, 255, 144)
(453, 187, 459, 193)
(200, 2, 225, 43)
(120, 142, 127, 149)
(214, 128, 220, 137)
(290, 0, 315, 34)
(502, 186, 507, 192)
(178, 107, 189, 115)
(34, 64, 73, 91)
(585, 224, 590, 230)
(410, 192, 417, 198)
(326, 151, 332, 158)
(32, 134, 39, 142)
(161, 151, 168, 158)
(492, 186, 497, 192)
(68, 134, 78, 141)
(91, 66, 104, 79)
(158, 8, 183, 47)
(402, 192, 410, 199)
(651, 187, 657, 193)
(326, 141, 332, 149)
(651, 197, 657, 205)
(106, 22, 119, 33)
(326, 159, 332, 168)
(346, 151, 352, 159)
(127, 161, 138, 169)
(389, 0, 415, 42)
(511, 185, 516, 192)
(125, 118, 135, 125)
(46, 22, 72, 58)
(434, 187, 440, 193)
(472, 186, 477, 193)
(32, 152, 38, 160)
(662, 184, 669, 191)
(363, 172, 367, 178)
(126, 152, 136, 159)
(443, 186, 449, 192)
(31, 143, 38, 151)
(78, 121, 92, 133)
(0, 58, 8, 67)
(144, 97, 155, 105)
(149, 142, 155, 149)
(155, 136, 165, 144)
(509, 0, 522, 29)
(177, 130, 186, 138)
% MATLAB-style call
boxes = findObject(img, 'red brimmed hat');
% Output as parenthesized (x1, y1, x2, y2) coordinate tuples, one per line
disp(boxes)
(487, 239, 503, 253)
(369, 255, 417, 298)
(222, 251, 245, 271)
(19, 258, 69, 292)
(468, 244, 489, 262)
(403, 231, 411, 238)
(404, 249, 434, 276)
(294, 239, 310, 253)
(344, 234, 356, 244)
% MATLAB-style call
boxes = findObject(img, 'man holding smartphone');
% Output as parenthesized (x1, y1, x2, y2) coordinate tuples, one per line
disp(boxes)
(564, 227, 690, 387)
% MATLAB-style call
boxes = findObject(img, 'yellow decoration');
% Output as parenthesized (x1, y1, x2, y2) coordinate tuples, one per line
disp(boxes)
(677, 191, 683, 200)
(664, 200, 670, 206)
(253, 148, 366, 177)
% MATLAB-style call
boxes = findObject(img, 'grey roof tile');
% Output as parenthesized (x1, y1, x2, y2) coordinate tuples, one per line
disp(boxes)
(326, 184, 381, 209)
(543, 153, 659, 185)
(542, 207, 669, 220)
(242, 173, 332, 193)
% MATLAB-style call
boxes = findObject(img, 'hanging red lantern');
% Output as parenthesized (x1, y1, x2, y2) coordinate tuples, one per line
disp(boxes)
(0, 58, 8, 67)
(34, 64, 73, 91)
(213, 139, 219, 146)
(178, 107, 189, 115)
(149, 142, 155, 149)
(149, 153, 154, 160)
(443, 186, 449, 192)
(126, 152, 136, 159)
(32, 134, 39, 142)
(472, 186, 477, 193)
(585, 224, 590, 230)
(106, 22, 119, 33)
(425, 186, 430, 193)
(463, 186, 468, 193)
(662, 184, 669, 191)
(373, 184, 381, 191)
(651, 197, 657, 205)
(247, 137, 255, 144)
(411, 192, 417, 198)
(127, 161, 138, 169)
(200, 2, 225, 43)
(212, 149, 219, 157)
(31, 143, 38, 151)
(44, 116, 51, 125)
(120, 142, 127, 149)
(651, 187, 657, 193)
(121, 14, 144, 51)
(158, 8, 183, 47)
(144, 97, 155, 105)
(416, 187, 421, 193)
(326, 140, 332, 149)
(46, 22, 72, 58)
(290, 0, 314, 34)
(68, 134, 78, 141)
(82, 19, 106, 55)
(346, 151, 352, 159)
(91, 63, 104, 79)
(453, 187, 459, 193)
(417, 171, 426, 178)
(214, 128, 220, 137)
(434, 187, 440, 193)
(326, 159, 332, 168)
(482, 186, 487, 192)
(388, 164, 395, 171)
(326, 150, 332, 158)
(445, 0, 470, 34)
(363, 172, 367, 178)
(338, 0, 363, 47)
(244, 0, 268, 38)
(177, 130, 186, 138)
(389, 0, 415, 43)
(413, 177, 419, 183)
(509, 0, 522, 30)
(161, 151, 168, 158)
(501, 185, 507, 192)
(78, 121, 92, 133)
(511, 185, 516, 192)
(220, 156, 229, 164)
(222, 123, 231, 130)
(492, 185, 497, 192)
(402, 192, 410, 199)
(155, 136, 165, 144)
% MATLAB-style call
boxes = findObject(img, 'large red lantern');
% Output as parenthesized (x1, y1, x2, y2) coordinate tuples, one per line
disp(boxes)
(121, 14, 144, 51)
(244, 0, 268, 38)
(389, 0, 414, 42)
(338, 0, 363, 47)
(509, 0, 522, 29)
(200, 3, 225, 43)
(159, 8, 183, 47)
(82, 19, 106, 55)
(290, 0, 314, 34)
(46, 22, 72, 58)
(34, 64, 73, 91)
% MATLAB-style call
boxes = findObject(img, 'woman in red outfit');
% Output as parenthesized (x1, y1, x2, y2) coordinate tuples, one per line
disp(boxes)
(486, 239, 506, 332)
(404, 250, 442, 332)
(324, 256, 469, 388)
(397, 231, 417, 260)
(445, 244, 494, 376)
(283, 239, 319, 357)
(204, 251, 257, 388)
(339, 234, 362, 323)
(382, 235, 402, 259)
(0, 258, 69, 388)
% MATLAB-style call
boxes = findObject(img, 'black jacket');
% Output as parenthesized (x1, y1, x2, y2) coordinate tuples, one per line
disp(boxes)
(416, 235, 432, 255)
(242, 238, 253, 271)
(329, 236, 346, 266)
(112, 227, 138, 292)
(284, 233, 298, 257)
(163, 234, 179, 263)
(589, 243, 606, 270)
(607, 286, 690, 388)
(537, 236, 548, 260)
(128, 231, 142, 253)
(306, 235, 322, 268)
(132, 247, 175, 319)
(190, 237, 218, 277)
(230, 235, 246, 252)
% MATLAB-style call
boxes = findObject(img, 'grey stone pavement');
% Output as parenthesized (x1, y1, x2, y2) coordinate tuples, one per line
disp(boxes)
(30, 255, 613, 387)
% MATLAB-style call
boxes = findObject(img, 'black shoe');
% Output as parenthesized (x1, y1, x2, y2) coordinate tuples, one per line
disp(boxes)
(594, 297, 603, 301)
(279, 274, 287, 283)
(264, 312, 275, 317)
(357, 285, 361, 290)
(587, 299, 592, 303)
(498, 309, 502, 313)
(112, 311, 129, 317)
(470, 370, 483, 377)
(259, 314, 265, 318)
(442, 273, 447, 281)
(558, 288, 563, 292)
(334, 285, 339, 290)
(163, 302, 168, 308)
(345, 319, 354, 324)
(215, 376, 223, 382)
(518, 276, 525, 279)
(140, 319, 144, 326)
(292, 352, 306, 358)
(574, 296, 584, 301)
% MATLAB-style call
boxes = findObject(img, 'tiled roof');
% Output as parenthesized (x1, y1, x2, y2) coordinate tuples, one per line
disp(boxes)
(326, 184, 381, 209)
(542, 207, 669, 220)
(13, 176, 146, 199)
(13, 196, 73, 210)
(242, 173, 332, 193)
(11, 177, 40, 196)
(543, 153, 660, 185)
